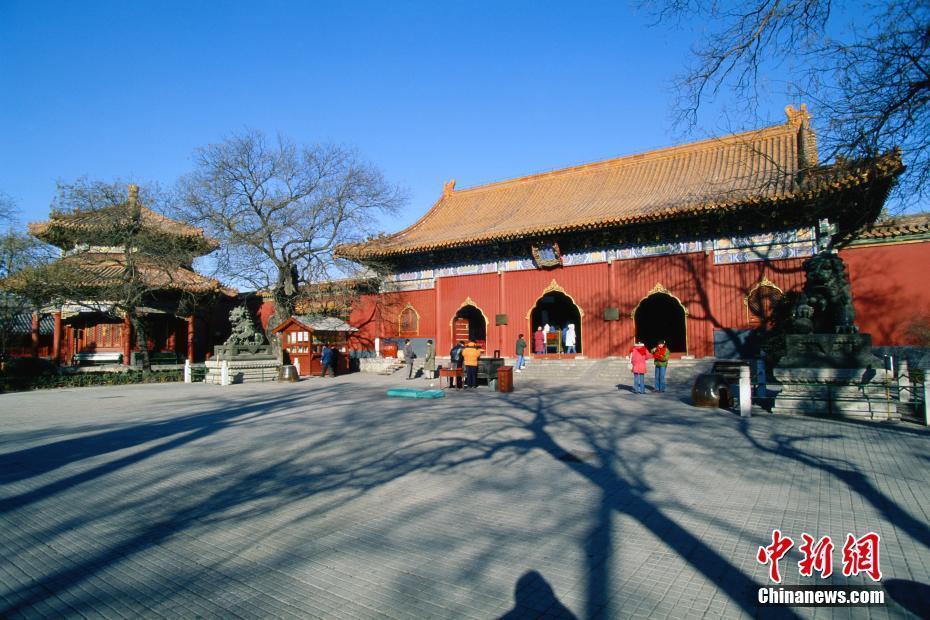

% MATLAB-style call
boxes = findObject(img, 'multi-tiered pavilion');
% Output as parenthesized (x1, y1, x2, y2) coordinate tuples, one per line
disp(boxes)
(27, 185, 233, 365)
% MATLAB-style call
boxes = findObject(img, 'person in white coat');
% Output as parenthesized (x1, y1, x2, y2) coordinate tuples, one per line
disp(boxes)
(565, 323, 577, 354)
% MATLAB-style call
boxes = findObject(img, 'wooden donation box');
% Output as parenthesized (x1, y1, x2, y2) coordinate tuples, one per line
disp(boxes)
(545, 331, 561, 354)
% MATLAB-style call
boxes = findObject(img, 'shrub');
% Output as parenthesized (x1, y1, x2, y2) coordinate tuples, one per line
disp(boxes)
(2, 356, 58, 377)
(0, 370, 184, 393)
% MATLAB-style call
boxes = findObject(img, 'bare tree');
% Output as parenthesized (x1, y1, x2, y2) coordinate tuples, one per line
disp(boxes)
(0, 195, 56, 356)
(651, 0, 930, 207)
(175, 130, 404, 332)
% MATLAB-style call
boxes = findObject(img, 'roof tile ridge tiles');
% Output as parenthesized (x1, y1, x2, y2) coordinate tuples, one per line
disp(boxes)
(355, 121, 797, 253)
(450, 121, 797, 196)
(29, 203, 212, 240)
(357, 152, 902, 256)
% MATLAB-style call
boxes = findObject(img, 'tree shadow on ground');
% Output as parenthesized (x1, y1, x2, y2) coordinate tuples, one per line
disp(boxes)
(2, 381, 926, 618)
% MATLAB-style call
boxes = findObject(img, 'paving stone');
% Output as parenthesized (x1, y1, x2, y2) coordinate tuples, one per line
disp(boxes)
(0, 374, 928, 618)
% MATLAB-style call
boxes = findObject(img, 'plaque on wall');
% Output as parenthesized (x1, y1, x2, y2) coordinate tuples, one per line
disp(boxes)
(495, 314, 508, 326)
(531, 241, 562, 269)
(604, 307, 620, 321)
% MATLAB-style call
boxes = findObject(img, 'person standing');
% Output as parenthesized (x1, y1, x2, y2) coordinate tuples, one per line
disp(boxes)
(320, 344, 334, 378)
(652, 339, 670, 392)
(403, 339, 416, 380)
(565, 324, 577, 354)
(515, 333, 527, 372)
(449, 340, 465, 388)
(629, 340, 649, 394)
(462, 340, 482, 388)
(534, 327, 545, 355)
(423, 339, 436, 380)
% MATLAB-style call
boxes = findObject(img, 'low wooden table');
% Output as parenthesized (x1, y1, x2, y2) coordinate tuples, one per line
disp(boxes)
(439, 366, 463, 388)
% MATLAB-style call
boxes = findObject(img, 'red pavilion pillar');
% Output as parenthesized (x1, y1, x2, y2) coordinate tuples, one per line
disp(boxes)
(122, 314, 132, 365)
(187, 316, 196, 363)
(30, 312, 39, 358)
(607, 259, 615, 356)
(434, 278, 442, 353)
(52, 312, 62, 363)
(497, 270, 505, 357)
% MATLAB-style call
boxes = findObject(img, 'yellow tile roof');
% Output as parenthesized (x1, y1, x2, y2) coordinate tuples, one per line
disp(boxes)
(339, 106, 902, 259)
(53, 253, 235, 296)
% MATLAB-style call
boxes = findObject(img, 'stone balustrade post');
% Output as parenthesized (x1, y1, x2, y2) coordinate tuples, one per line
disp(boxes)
(739, 365, 752, 418)
(221, 360, 229, 386)
(923, 366, 930, 427)
(897, 361, 910, 405)
(184, 359, 191, 383)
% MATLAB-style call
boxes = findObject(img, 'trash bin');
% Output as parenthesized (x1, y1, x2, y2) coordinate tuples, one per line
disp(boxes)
(497, 365, 514, 393)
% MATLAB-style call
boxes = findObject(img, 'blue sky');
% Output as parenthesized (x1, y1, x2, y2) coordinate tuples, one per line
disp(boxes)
(1, 1, 796, 232)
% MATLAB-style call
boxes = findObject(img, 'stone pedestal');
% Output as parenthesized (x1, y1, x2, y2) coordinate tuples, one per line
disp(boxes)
(204, 358, 281, 384)
(779, 334, 880, 369)
(772, 367, 899, 420)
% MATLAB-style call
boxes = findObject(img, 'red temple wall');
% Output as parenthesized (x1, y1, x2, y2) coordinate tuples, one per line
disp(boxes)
(840, 243, 930, 345)
(255, 238, 930, 358)
(702, 258, 807, 330)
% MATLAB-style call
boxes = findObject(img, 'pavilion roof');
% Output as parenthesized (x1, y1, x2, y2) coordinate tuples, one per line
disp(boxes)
(47, 253, 236, 296)
(29, 185, 219, 254)
(338, 106, 903, 260)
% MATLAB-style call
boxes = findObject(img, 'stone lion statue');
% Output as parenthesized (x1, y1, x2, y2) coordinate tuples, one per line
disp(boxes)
(791, 251, 858, 334)
(224, 306, 266, 346)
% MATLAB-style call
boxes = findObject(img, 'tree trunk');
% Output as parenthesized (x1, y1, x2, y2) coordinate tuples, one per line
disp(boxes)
(131, 314, 151, 371)
(269, 286, 295, 362)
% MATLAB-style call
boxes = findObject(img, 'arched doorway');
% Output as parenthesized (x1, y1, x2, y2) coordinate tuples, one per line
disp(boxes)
(451, 299, 487, 348)
(528, 282, 583, 355)
(633, 287, 687, 353)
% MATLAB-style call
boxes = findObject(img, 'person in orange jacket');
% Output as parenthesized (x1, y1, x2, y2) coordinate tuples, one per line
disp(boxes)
(461, 340, 483, 388)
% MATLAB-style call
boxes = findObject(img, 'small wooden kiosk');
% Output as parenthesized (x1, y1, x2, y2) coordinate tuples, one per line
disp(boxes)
(272, 315, 358, 376)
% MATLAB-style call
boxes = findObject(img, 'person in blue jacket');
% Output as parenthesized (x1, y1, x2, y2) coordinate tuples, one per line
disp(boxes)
(320, 344, 334, 378)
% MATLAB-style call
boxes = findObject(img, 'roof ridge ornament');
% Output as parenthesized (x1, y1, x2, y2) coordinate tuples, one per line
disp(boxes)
(443, 179, 456, 194)
(784, 104, 810, 127)
(786, 104, 818, 171)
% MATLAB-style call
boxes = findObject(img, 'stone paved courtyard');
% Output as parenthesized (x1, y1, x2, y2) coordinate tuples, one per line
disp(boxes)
(1, 373, 928, 619)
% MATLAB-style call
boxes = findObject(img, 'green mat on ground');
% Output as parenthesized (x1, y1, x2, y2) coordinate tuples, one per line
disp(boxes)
(386, 388, 446, 399)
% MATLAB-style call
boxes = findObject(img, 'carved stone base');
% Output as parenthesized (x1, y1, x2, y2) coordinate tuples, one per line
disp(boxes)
(779, 334, 882, 369)
(771, 367, 898, 421)
(204, 359, 282, 384)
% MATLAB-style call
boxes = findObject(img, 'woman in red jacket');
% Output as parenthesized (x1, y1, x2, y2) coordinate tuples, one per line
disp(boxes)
(533, 326, 545, 355)
(629, 340, 650, 394)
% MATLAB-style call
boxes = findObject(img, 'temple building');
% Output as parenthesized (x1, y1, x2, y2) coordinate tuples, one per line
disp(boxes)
(336, 105, 928, 358)
(22, 185, 234, 365)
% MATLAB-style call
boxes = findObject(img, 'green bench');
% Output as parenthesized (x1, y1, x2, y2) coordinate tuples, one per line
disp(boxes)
(73, 352, 123, 365)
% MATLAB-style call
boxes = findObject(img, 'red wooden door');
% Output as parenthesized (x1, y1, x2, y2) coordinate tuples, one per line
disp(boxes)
(452, 318, 470, 344)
